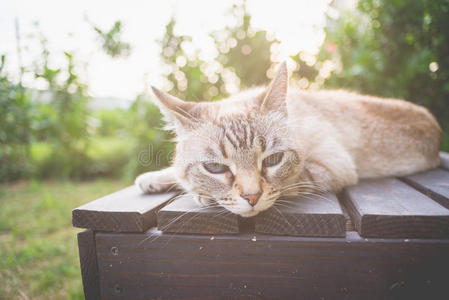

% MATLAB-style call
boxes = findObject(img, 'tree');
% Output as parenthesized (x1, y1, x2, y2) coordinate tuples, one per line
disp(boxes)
(212, 3, 278, 88)
(159, 1, 278, 101)
(158, 17, 222, 101)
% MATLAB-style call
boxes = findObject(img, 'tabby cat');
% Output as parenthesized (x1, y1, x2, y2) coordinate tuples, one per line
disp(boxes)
(135, 62, 441, 217)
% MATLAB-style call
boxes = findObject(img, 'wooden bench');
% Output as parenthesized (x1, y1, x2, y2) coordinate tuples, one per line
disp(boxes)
(73, 153, 449, 299)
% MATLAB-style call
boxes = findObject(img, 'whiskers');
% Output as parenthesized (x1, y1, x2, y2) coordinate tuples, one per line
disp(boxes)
(279, 180, 327, 194)
(138, 193, 230, 246)
(272, 180, 333, 206)
(262, 181, 331, 232)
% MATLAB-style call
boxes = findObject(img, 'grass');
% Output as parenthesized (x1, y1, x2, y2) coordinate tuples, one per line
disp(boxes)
(30, 136, 135, 178)
(0, 179, 129, 299)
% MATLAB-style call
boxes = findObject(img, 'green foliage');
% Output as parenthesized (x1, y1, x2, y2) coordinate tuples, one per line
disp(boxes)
(294, 0, 449, 149)
(92, 20, 131, 58)
(33, 38, 91, 179)
(160, 2, 277, 101)
(93, 108, 128, 136)
(123, 94, 174, 179)
(0, 55, 32, 181)
(213, 4, 277, 88)
(159, 17, 216, 100)
(85, 136, 132, 178)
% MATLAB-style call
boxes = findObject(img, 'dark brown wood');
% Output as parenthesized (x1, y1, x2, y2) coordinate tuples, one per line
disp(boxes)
(95, 230, 449, 300)
(401, 168, 449, 209)
(440, 152, 449, 171)
(73, 167, 449, 299)
(77, 229, 100, 300)
(157, 195, 239, 234)
(342, 178, 449, 238)
(255, 193, 346, 237)
(72, 186, 176, 232)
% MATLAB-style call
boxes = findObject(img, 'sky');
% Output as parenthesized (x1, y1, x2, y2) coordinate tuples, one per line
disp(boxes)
(1, 0, 333, 100)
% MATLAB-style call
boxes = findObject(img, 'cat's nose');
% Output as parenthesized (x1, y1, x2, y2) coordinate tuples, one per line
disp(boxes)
(241, 193, 262, 207)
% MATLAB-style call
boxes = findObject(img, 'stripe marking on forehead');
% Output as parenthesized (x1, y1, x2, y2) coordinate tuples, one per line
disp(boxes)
(225, 131, 239, 149)
(219, 141, 228, 158)
(226, 119, 256, 150)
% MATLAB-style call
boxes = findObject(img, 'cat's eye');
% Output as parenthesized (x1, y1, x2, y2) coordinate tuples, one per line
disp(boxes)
(263, 152, 284, 168)
(203, 162, 229, 174)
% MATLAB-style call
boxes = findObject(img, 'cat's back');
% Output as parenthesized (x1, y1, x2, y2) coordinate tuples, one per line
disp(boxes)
(288, 88, 441, 177)
(290, 89, 438, 128)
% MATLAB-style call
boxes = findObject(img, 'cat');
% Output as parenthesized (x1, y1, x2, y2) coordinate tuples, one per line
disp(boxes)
(135, 62, 441, 217)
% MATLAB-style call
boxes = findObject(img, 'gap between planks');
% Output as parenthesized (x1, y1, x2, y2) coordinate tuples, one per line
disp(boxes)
(341, 177, 449, 238)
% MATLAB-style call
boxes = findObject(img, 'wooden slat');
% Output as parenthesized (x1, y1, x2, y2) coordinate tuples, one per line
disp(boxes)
(72, 186, 176, 232)
(342, 178, 449, 238)
(95, 230, 449, 300)
(157, 195, 239, 234)
(440, 152, 449, 171)
(401, 168, 449, 209)
(255, 193, 346, 237)
(77, 230, 100, 300)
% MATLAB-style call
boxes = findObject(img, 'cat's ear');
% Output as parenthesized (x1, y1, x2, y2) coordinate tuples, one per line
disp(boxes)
(260, 61, 288, 114)
(151, 86, 196, 131)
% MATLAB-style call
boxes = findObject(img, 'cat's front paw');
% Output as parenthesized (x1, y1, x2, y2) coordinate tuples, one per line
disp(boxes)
(135, 171, 173, 193)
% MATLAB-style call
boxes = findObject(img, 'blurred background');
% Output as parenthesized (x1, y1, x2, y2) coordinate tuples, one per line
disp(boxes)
(1, 0, 448, 298)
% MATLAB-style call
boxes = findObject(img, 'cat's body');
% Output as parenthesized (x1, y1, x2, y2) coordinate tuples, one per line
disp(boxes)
(136, 62, 441, 217)
(287, 88, 441, 180)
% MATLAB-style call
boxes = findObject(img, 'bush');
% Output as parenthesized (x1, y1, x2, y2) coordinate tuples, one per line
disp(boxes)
(293, 0, 449, 150)
(93, 109, 128, 137)
(122, 95, 174, 180)
(0, 55, 32, 182)
(86, 137, 132, 178)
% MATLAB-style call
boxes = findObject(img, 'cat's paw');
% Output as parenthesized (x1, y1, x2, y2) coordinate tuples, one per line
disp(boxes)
(193, 194, 215, 207)
(135, 171, 173, 193)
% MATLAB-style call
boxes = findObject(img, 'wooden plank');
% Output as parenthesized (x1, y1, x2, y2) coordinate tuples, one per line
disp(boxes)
(77, 229, 100, 300)
(401, 168, 449, 209)
(440, 152, 449, 171)
(342, 178, 449, 238)
(72, 185, 176, 232)
(157, 194, 239, 234)
(95, 230, 449, 300)
(255, 193, 346, 237)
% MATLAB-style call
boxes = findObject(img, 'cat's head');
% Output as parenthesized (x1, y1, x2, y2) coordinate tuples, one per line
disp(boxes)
(152, 62, 304, 217)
